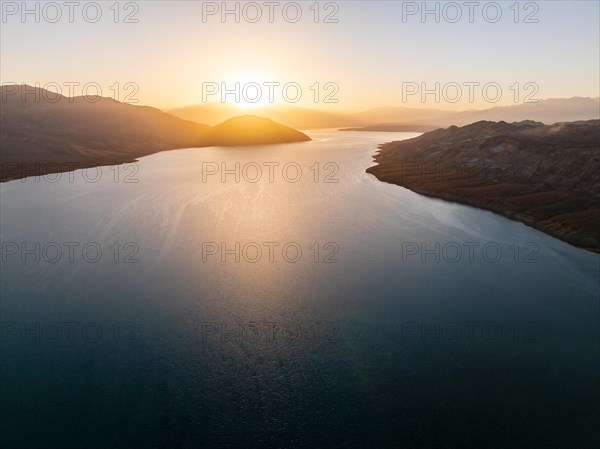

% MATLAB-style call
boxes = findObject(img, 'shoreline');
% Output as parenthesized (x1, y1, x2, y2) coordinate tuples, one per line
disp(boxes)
(367, 147, 600, 254)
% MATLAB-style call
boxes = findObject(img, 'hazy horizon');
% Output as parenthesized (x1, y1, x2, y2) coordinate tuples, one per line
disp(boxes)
(2, 1, 599, 110)
(4, 81, 599, 117)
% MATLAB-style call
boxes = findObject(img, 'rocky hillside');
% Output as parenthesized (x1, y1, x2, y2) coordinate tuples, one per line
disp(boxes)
(367, 120, 600, 252)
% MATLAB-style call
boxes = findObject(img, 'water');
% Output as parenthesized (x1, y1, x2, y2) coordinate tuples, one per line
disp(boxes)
(1, 131, 598, 448)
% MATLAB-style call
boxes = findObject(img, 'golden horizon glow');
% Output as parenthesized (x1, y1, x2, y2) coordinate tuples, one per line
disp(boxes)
(216, 69, 283, 109)
(3, 3, 597, 111)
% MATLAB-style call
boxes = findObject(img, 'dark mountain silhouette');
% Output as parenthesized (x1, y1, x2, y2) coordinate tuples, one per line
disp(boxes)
(1, 85, 210, 180)
(0, 85, 310, 181)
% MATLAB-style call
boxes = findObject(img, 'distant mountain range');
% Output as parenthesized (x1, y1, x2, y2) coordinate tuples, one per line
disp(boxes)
(168, 103, 358, 129)
(0, 85, 310, 182)
(168, 98, 600, 130)
(2, 84, 598, 184)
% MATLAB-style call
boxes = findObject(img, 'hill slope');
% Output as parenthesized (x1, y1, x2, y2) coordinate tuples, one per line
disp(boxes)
(204, 115, 310, 146)
(367, 120, 600, 252)
(1, 85, 210, 180)
(0, 86, 310, 181)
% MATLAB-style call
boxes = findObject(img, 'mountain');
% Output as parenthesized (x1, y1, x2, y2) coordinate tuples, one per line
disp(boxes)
(168, 103, 357, 129)
(166, 97, 600, 133)
(204, 115, 310, 146)
(350, 98, 600, 129)
(450, 98, 600, 126)
(349, 106, 454, 127)
(167, 103, 240, 126)
(367, 120, 600, 252)
(0, 85, 210, 180)
(0, 86, 311, 182)
(339, 124, 439, 132)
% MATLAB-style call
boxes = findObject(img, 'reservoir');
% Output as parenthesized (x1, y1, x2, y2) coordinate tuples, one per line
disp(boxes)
(1, 130, 598, 448)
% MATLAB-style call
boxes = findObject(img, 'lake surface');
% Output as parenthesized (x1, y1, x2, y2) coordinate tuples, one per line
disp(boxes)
(1, 131, 598, 448)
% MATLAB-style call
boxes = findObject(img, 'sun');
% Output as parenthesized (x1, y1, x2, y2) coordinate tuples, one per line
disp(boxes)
(227, 71, 277, 109)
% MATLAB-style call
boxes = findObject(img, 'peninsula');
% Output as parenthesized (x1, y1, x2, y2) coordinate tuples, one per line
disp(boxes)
(0, 85, 310, 182)
(367, 120, 600, 252)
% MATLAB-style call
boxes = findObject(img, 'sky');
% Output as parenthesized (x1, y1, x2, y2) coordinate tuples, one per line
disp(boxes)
(1, 0, 599, 111)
